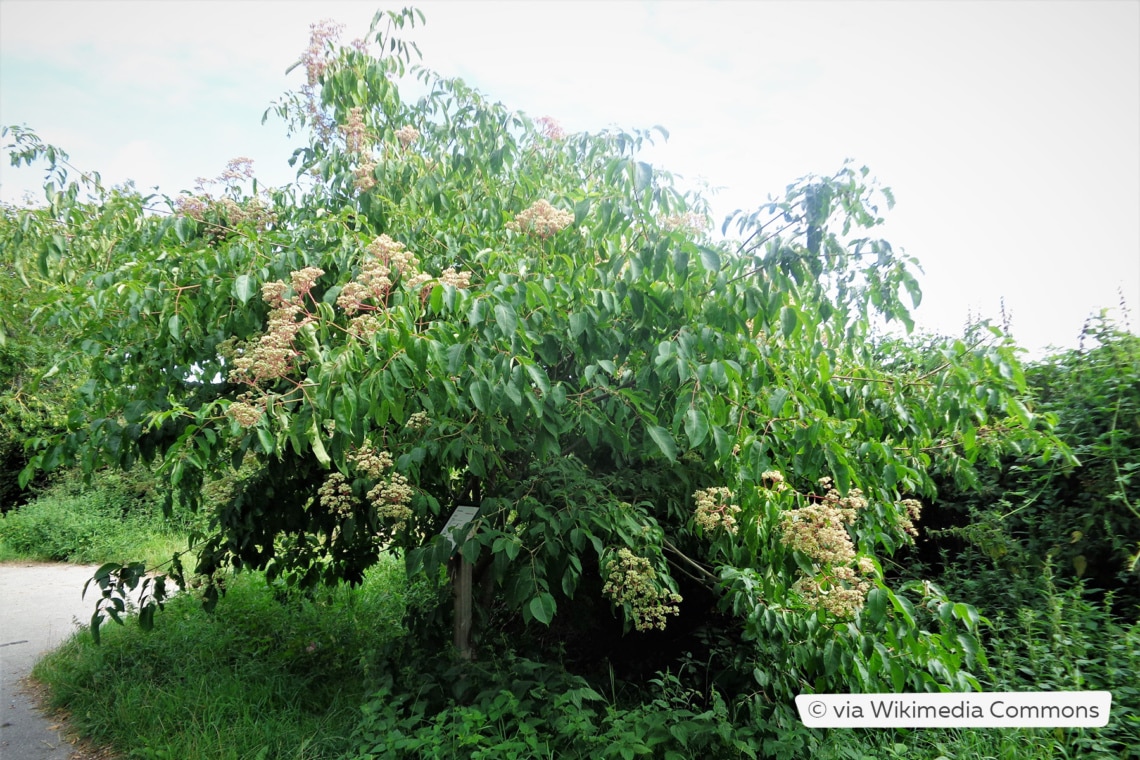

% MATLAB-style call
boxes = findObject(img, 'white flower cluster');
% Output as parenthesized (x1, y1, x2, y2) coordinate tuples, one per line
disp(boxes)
(367, 473, 413, 527)
(658, 211, 710, 235)
(779, 476, 878, 618)
(439, 267, 472, 289)
(692, 487, 740, 535)
(602, 548, 682, 632)
(348, 441, 394, 479)
(318, 472, 357, 518)
(348, 441, 414, 529)
(226, 400, 264, 428)
(792, 566, 872, 619)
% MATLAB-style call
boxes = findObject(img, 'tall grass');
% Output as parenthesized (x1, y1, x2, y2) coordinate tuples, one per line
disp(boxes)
(33, 558, 417, 760)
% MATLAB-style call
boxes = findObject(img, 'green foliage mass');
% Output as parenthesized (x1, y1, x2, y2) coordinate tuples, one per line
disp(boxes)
(5, 7, 1059, 707)
(922, 315, 1140, 610)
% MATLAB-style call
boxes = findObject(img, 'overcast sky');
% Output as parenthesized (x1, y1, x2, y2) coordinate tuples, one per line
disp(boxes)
(2, 1, 1137, 357)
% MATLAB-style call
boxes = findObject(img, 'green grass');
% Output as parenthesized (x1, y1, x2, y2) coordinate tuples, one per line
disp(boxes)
(0, 467, 201, 568)
(33, 558, 414, 760)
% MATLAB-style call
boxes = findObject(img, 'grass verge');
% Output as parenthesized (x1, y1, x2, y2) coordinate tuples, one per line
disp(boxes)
(33, 557, 413, 760)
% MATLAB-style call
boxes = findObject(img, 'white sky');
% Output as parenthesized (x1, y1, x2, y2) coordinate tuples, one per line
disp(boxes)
(1, 0, 1137, 357)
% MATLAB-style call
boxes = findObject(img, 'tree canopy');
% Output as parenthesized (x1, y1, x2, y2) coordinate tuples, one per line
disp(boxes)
(3, 8, 1060, 700)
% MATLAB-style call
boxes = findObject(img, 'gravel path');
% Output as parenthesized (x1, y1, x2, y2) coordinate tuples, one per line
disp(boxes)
(0, 561, 104, 760)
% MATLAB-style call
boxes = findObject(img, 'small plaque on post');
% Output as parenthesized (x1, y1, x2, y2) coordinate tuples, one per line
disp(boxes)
(441, 505, 479, 549)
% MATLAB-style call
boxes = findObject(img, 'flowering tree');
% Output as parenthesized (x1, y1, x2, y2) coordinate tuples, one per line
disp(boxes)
(6, 9, 1052, 700)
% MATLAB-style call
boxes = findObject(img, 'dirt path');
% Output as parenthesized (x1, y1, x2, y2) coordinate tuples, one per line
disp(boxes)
(0, 561, 104, 759)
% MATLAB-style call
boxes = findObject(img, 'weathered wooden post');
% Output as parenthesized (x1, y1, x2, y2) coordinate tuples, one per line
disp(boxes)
(441, 505, 479, 660)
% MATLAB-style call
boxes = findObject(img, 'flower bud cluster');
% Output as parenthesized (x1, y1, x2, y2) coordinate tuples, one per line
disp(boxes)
(348, 441, 394, 479)
(229, 270, 322, 385)
(405, 411, 431, 431)
(507, 199, 574, 239)
(602, 548, 682, 632)
(898, 498, 922, 538)
(792, 565, 872, 619)
(318, 472, 357, 518)
(226, 400, 264, 429)
(692, 487, 740, 535)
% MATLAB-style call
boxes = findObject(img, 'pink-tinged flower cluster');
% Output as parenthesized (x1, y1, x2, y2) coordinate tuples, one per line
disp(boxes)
(536, 116, 565, 141)
(354, 160, 378, 192)
(305, 19, 343, 86)
(219, 157, 255, 184)
(693, 487, 740, 535)
(336, 236, 473, 321)
(172, 159, 276, 231)
(174, 194, 209, 220)
(341, 107, 369, 155)
(228, 269, 323, 385)
(395, 125, 420, 149)
(659, 211, 711, 236)
(602, 548, 682, 632)
(507, 199, 574, 239)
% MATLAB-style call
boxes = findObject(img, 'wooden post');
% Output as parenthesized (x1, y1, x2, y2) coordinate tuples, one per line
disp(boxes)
(453, 554, 473, 659)
(440, 503, 479, 660)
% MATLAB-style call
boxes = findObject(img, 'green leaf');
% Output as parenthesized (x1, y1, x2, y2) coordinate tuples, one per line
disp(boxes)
(529, 592, 556, 626)
(470, 379, 490, 412)
(767, 388, 790, 417)
(780, 306, 798, 339)
(233, 274, 254, 305)
(684, 407, 709, 448)
(494, 303, 517, 335)
(308, 419, 331, 467)
(646, 425, 677, 461)
(634, 161, 652, 191)
(698, 246, 721, 272)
